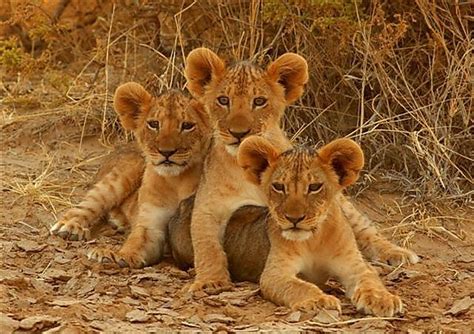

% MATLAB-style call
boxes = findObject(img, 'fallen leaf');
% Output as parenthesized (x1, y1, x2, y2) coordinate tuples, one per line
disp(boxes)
(274, 307, 291, 316)
(121, 297, 141, 306)
(19, 315, 60, 331)
(203, 297, 226, 307)
(0, 313, 19, 333)
(16, 240, 47, 252)
(149, 308, 181, 318)
(42, 269, 71, 282)
(132, 273, 172, 283)
(47, 297, 82, 307)
(386, 268, 423, 282)
(125, 310, 150, 323)
(181, 321, 202, 329)
(130, 285, 149, 298)
(313, 309, 340, 324)
(407, 330, 423, 334)
(219, 289, 260, 300)
(166, 267, 190, 279)
(53, 255, 71, 264)
(184, 315, 203, 325)
(445, 296, 474, 316)
(0, 269, 22, 283)
(456, 254, 474, 263)
(203, 313, 234, 324)
(286, 311, 301, 322)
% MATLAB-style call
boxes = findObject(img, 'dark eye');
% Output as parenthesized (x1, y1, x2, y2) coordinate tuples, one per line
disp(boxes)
(181, 122, 196, 131)
(272, 183, 285, 193)
(147, 120, 160, 130)
(217, 96, 230, 106)
(253, 97, 267, 107)
(308, 183, 323, 193)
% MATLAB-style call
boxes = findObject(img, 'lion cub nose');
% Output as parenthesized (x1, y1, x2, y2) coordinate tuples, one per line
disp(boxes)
(285, 214, 306, 226)
(229, 129, 250, 140)
(159, 149, 177, 158)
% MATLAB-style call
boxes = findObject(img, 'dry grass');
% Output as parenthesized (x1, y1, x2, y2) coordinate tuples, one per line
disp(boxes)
(1, 0, 472, 210)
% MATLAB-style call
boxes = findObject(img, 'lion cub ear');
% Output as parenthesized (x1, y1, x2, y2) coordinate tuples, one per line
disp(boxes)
(114, 82, 152, 131)
(266, 53, 308, 104)
(317, 138, 364, 188)
(185, 48, 226, 98)
(237, 136, 280, 185)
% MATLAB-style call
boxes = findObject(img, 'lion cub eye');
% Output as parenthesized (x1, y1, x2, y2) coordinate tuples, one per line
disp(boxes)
(253, 97, 267, 107)
(181, 122, 196, 132)
(308, 183, 323, 193)
(217, 96, 230, 106)
(147, 120, 160, 131)
(272, 182, 285, 193)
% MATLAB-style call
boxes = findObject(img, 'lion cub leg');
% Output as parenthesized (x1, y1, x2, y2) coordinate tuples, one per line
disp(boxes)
(50, 164, 140, 241)
(189, 208, 233, 294)
(260, 252, 341, 312)
(331, 241, 403, 317)
(339, 196, 419, 265)
(112, 203, 174, 268)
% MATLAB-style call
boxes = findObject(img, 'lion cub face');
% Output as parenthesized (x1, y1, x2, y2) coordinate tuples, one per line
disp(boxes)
(185, 48, 308, 155)
(114, 83, 210, 176)
(238, 137, 364, 241)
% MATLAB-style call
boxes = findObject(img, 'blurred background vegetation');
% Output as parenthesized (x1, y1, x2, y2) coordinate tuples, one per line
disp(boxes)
(1, 0, 472, 204)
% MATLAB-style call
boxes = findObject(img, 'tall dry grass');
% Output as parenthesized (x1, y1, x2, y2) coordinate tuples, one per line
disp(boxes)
(1, 0, 472, 205)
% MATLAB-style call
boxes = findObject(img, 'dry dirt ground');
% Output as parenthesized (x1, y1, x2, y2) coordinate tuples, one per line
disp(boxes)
(1, 100, 473, 333)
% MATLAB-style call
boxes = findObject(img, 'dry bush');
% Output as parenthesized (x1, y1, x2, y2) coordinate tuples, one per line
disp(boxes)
(1, 0, 472, 204)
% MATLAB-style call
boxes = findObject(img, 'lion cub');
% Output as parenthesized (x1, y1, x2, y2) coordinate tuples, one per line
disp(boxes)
(50, 83, 210, 268)
(237, 136, 403, 316)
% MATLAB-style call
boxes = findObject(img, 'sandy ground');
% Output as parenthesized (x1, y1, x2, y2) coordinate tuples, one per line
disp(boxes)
(1, 109, 473, 333)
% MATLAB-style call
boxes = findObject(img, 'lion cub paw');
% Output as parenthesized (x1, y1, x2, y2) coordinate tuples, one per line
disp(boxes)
(352, 286, 403, 317)
(114, 249, 147, 269)
(189, 279, 233, 295)
(379, 246, 419, 266)
(50, 219, 91, 241)
(87, 248, 116, 264)
(292, 294, 342, 313)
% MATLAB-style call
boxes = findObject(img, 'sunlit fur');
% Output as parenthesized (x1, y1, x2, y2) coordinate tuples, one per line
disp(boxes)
(183, 48, 309, 294)
(264, 148, 335, 241)
(237, 136, 406, 317)
(51, 83, 211, 269)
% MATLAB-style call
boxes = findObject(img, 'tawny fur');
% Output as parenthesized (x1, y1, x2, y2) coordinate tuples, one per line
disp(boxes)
(184, 48, 308, 293)
(51, 83, 211, 268)
(168, 195, 418, 282)
(182, 47, 417, 294)
(236, 136, 405, 316)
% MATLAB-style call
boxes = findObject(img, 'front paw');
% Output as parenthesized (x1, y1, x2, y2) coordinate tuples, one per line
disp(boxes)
(292, 294, 341, 313)
(114, 249, 148, 269)
(87, 247, 116, 264)
(379, 246, 419, 266)
(352, 286, 403, 316)
(50, 219, 91, 241)
(189, 278, 233, 295)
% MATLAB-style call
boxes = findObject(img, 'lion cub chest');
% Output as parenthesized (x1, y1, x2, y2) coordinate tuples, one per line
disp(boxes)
(199, 142, 266, 209)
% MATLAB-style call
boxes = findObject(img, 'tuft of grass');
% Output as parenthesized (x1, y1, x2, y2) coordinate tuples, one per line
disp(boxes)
(1, 0, 472, 209)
